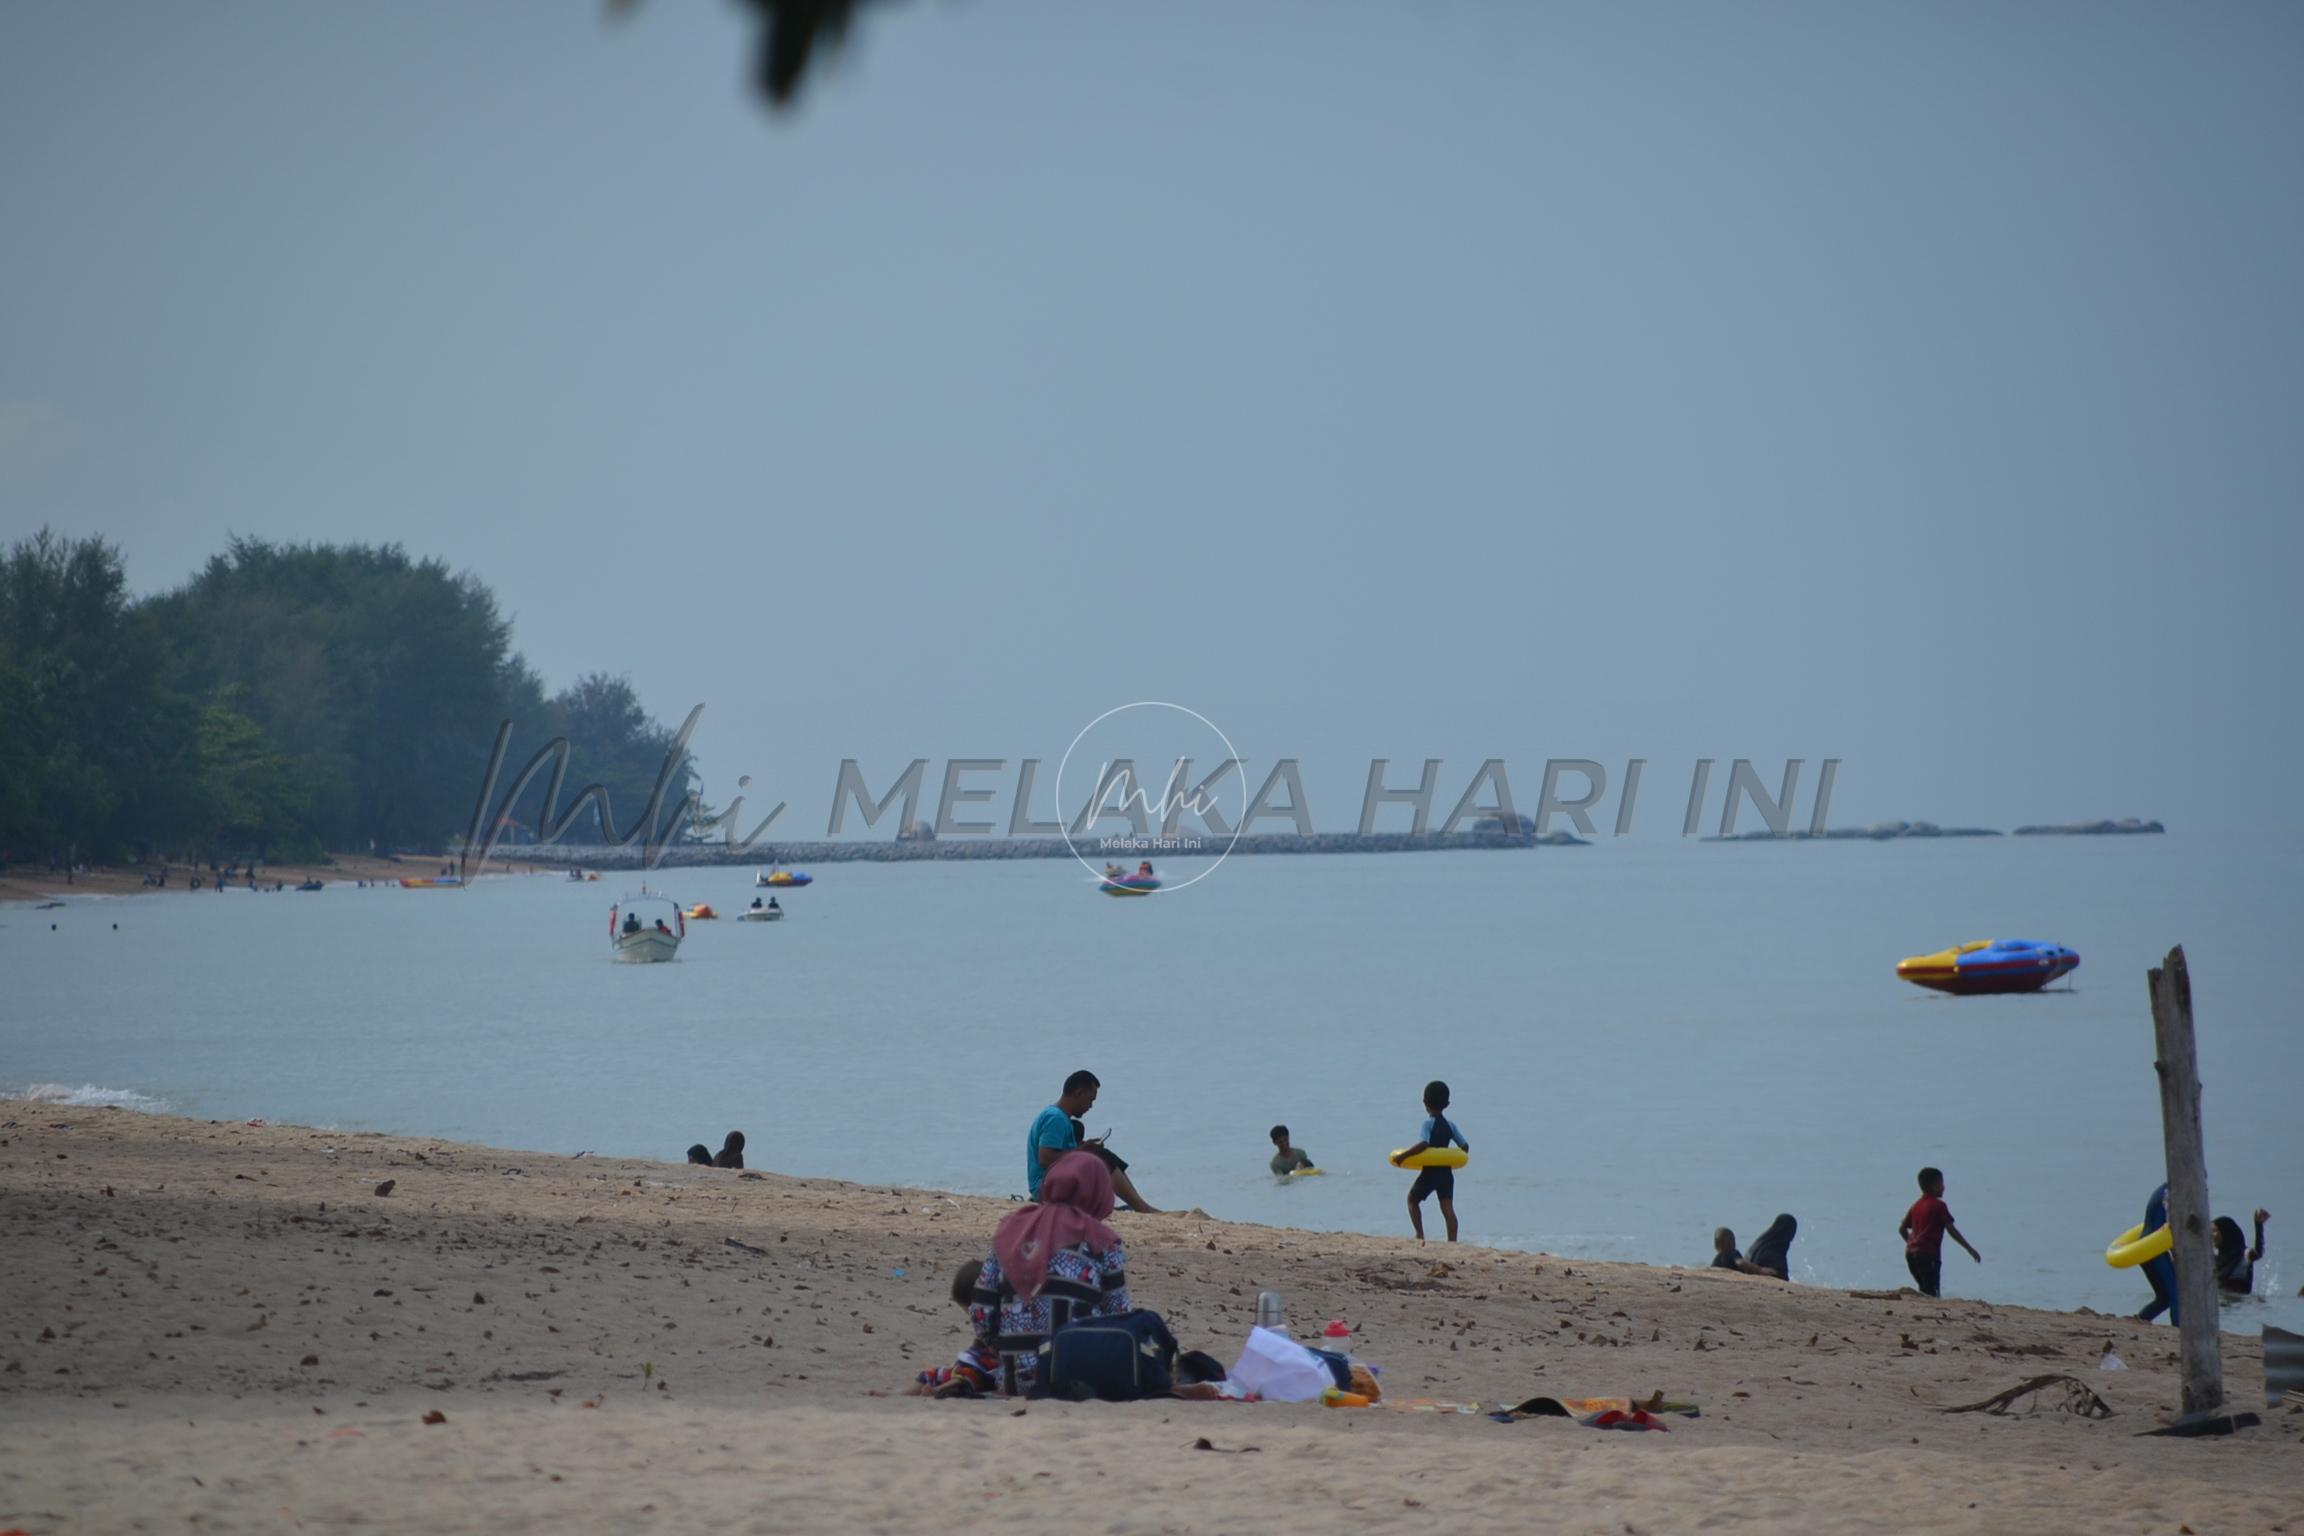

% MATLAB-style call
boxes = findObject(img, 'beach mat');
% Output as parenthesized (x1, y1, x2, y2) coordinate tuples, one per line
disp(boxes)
(1494, 1391, 1699, 1422)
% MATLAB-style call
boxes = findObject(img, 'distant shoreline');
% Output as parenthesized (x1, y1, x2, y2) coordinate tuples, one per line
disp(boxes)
(481, 826, 1590, 872)
(1704, 817, 2164, 843)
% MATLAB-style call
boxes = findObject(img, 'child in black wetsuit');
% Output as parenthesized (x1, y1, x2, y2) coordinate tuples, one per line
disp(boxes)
(1391, 1080, 1468, 1243)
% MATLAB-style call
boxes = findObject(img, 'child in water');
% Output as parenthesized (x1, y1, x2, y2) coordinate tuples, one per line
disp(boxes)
(1391, 1080, 1467, 1243)
(1269, 1125, 1315, 1176)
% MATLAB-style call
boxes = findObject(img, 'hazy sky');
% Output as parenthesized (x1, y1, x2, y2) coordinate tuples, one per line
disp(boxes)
(4, 2, 2299, 839)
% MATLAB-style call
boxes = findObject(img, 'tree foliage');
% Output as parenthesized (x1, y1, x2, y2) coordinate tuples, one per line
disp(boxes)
(0, 529, 698, 865)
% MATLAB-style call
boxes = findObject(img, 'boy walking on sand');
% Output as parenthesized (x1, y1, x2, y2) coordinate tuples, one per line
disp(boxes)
(1899, 1166, 1981, 1297)
(1391, 1080, 1468, 1243)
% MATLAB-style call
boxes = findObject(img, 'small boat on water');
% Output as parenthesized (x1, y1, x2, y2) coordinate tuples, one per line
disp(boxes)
(1099, 875, 1160, 897)
(611, 889, 685, 963)
(1897, 938, 2079, 995)
(756, 867, 813, 888)
(738, 901, 783, 922)
(295, 880, 324, 892)
(686, 903, 719, 920)
(399, 876, 463, 889)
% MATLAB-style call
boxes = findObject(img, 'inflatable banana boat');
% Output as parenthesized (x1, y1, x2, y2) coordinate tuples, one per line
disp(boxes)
(1896, 938, 2079, 995)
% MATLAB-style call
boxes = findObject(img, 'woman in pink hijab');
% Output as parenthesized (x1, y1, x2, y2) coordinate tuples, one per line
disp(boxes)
(942, 1151, 1133, 1396)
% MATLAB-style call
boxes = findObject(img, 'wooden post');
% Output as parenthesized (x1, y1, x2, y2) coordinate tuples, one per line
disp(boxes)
(2147, 945, 2223, 1419)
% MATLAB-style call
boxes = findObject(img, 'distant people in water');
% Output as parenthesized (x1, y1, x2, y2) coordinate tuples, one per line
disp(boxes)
(686, 1144, 714, 1166)
(1899, 1167, 1981, 1298)
(2216, 1208, 2270, 1296)
(1268, 1125, 1314, 1176)
(1744, 1214, 1798, 1280)
(714, 1131, 745, 1169)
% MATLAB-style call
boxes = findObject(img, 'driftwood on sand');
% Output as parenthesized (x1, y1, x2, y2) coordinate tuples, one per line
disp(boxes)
(1940, 1375, 2114, 1419)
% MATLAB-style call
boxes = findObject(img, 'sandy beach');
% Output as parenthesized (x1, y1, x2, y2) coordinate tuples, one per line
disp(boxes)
(1, 1103, 2296, 1534)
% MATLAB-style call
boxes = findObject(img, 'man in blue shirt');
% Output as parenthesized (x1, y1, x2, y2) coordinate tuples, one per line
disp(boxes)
(1027, 1069, 1162, 1212)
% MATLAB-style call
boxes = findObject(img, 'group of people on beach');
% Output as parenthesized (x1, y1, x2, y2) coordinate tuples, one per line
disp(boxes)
(668, 1072, 2278, 1401)
(685, 1131, 744, 1168)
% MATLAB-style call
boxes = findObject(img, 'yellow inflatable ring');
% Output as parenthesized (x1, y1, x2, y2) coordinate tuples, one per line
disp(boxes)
(1391, 1147, 1468, 1170)
(2104, 1221, 2173, 1269)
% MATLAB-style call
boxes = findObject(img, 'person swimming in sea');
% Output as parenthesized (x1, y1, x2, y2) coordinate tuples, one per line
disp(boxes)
(1268, 1125, 1315, 1176)
(2216, 1208, 2269, 1296)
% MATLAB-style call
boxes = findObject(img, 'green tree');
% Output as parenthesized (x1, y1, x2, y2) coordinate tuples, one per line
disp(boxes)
(193, 690, 317, 861)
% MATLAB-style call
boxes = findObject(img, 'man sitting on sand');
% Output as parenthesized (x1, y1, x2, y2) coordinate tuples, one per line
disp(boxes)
(1028, 1069, 1160, 1213)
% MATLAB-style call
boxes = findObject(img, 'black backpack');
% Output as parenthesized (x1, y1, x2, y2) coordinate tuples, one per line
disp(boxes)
(1035, 1309, 1178, 1402)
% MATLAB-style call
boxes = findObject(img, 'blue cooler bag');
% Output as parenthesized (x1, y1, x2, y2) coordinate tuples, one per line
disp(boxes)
(1036, 1310, 1178, 1401)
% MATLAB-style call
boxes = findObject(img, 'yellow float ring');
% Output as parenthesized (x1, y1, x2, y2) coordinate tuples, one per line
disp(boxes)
(2104, 1221, 2173, 1269)
(1390, 1147, 1468, 1170)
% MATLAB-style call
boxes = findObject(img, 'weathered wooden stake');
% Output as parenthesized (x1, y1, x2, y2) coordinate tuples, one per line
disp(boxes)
(2147, 945, 2223, 1418)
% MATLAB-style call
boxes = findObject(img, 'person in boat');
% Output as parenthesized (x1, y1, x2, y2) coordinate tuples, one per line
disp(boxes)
(654, 917, 673, 936)
(714, 1131, 745, 1169)
(2216, 1208, 2270, 1296)
(1136, 861, 1155, 879)
(749, 896, 765, 911)
(1103, 862, 1123, 881)
(1745, 1214, 1798, 1280)
(686, 1144, 714, 1166)
(623, 911, 642, 936)
(767, 895, 780, 911)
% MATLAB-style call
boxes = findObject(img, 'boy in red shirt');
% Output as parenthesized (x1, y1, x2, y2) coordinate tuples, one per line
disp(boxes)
(1899, 1166, 1981, 1297)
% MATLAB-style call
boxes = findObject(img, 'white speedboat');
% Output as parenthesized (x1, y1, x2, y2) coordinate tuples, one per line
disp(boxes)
(738, 903, 783, 922)
(610, 888, 685, 962)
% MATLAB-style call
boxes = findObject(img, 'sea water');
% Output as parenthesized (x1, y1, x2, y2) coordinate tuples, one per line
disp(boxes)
(4, 834, 2298, 1328)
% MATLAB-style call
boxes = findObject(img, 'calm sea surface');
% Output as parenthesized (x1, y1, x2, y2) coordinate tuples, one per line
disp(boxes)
(6, 834, 2298, 1328)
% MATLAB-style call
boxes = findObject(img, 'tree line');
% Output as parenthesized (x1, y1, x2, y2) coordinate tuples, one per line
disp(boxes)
(0, 530, 699, 867)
